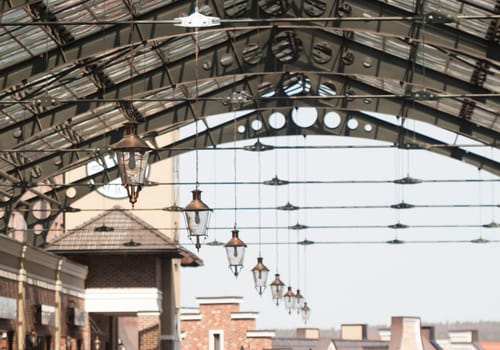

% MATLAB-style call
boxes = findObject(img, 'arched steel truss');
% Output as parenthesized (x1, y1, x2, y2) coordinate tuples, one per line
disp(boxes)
(0, 0, 498, 245)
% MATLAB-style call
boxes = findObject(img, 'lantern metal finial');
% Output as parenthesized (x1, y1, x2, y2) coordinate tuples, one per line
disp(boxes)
(111, 122, 152, 207)
(224, 229, 247, 277)
(251, 256, 269, 295)
(184, 188, 212, 251)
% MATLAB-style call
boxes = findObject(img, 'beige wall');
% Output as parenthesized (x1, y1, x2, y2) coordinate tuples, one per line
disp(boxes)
(62, 131, 183, 348)
(64, 156, 179, 240)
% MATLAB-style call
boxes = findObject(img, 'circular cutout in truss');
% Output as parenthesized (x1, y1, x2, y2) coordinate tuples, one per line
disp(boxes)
(282, 72, 312, 96)
(224, 0, 248, 17)
(269, 112, 286, 129)
(33, 224, 44, 236)
(318, 81, 337, 96)
(251, 119, 264, 131)
(258, 0, 290, 16)
(258, 81, 276, 97)
(364, 123, 373, 132)
(363, 57, 373, 68)
(202, 60, 213, 70)
(291, 107, 318, 128)
(271, 31, 303, 64)
(337, 2, 352, 17)
(347, 118, 359, 130)
(32, 199, 52, 220)
(312, 42, 332, 64)
(304, 0, 327, 17)
(324, 111, 342, 129)
(7, 211, 27, 242)
(237, 124, 246, 134)
(342, 50, 355, 65)
(242, 43, 264, 65)
(220, 53, 234, 67)
(65, 186, 77, 199)
(13, 128, 22, 138)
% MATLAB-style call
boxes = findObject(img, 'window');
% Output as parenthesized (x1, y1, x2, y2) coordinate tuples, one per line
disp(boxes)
(209, 330, 224, 350)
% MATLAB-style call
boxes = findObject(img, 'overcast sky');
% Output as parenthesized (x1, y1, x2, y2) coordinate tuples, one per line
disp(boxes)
(177, 125, 499, 330)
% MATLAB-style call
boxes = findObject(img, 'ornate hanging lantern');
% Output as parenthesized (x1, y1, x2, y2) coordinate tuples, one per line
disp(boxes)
(270, 273, 286, 305)
(301, 302, 311, 323)
(184, 189, 212, 250)
(224, 229, 247, 277)
(251, 256, 269, 295)
(111, 122, 152, 207)
(283, 286, 296, 314)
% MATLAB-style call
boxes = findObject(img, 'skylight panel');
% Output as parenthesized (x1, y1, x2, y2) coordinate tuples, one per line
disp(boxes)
(64, 76, 99, 98)
(0, 104, 34, 125)
(482, 69, 500, 93)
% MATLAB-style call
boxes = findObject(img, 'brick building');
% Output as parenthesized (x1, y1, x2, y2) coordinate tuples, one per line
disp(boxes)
(180, 297, 274, 350)
(45, 206, 201, 350)
(0, 234, 88, 350)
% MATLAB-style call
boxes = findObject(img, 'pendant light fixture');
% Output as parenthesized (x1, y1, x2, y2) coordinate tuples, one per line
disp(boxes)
(252, 256, 269, 295)
(252, 144, 269, 295)
(270, 137, 285, 305)
(225, 228, 246, 277)
(112, 124, 152, 208)
(183, 12, 212, 250)
(270, 273, 285, 305)
(184, 188, 212, 251)
(301, 302, 311, 323)
(295, 289, 305, 313)
(112, 14, 152, 208)
(283, 286, 296, 314)
(225, 105, 246, 277)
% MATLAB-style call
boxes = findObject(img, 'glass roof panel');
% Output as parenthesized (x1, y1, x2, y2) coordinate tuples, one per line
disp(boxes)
(63, 75, 99, 98)
(160, 36, 195, 62)
(377, 0, 494, 38)
(483, 67, 500, 92)
(133, 48, 164, 71)
(134, 0, 174, 14)
(42, 131, 74, 150)
(49, 0, 130, 40)
(134, 88, 188, 117)
(451, 5, 492, 37)
(0, 104, 34, 127)
(382, 0, 413, 12)
(354, 74, 498, 132)
(71, 106, 128, 140)
(471, 104, 499, 131)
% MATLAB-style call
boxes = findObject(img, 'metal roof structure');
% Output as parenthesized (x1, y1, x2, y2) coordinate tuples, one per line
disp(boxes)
(0, 0, 498, 245)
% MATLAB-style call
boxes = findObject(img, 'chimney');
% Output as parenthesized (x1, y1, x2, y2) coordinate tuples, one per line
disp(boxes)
(421, 326, 440, 350)
(341, 324, 368, 340)
(388, 316, 424, 350)
(296, 328, 320, 339)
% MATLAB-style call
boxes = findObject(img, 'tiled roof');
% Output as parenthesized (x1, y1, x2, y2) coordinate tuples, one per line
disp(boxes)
(333, 339, 389, 350)
(45, 206, 202, 266)
(272, 337, 334, 350)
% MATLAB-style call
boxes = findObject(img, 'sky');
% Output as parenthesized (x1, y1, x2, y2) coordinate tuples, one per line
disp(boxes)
(176, 117, 499, 330)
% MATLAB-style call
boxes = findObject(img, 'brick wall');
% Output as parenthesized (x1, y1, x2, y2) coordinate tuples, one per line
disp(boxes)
(246, 337, 273, 350)
(181, 302, 260, 350)
(73, 255, 157, 288)
(138, 314, 161, 350)
(0, 277, 16, 298)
